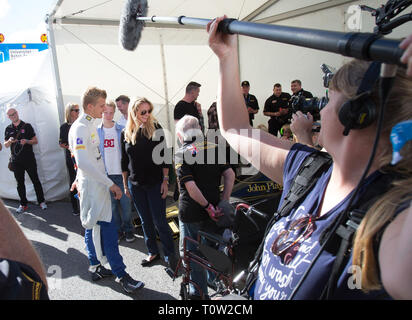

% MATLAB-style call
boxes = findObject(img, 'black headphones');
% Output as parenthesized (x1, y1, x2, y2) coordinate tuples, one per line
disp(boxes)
(338, 61, 381, 136)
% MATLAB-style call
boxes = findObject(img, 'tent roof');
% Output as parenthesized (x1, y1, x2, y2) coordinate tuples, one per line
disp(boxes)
(51, 0, 274, 27)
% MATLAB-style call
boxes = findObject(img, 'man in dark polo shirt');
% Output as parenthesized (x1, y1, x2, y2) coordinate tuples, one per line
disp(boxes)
(4, 108, 47, 213)
(263, 83, 291, 136)
(174, 81, 202, 124)
(241, 80, 259, 126)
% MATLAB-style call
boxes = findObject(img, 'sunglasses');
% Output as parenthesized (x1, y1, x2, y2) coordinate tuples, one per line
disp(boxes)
(71, 109, 80, 113)
(271, 214, 317, 265)
(140, 109, 152, 116)
(8, 112, 17, 117)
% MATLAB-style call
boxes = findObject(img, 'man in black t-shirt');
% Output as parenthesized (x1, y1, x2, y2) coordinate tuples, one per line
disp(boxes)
(173, 81, 204, 200)
(174, 81, 203, 125)
(174, 115, 235, 299)
(4, 108, 46, 213)
(264, 83, 291, 136)
(241, 81, 259, 127)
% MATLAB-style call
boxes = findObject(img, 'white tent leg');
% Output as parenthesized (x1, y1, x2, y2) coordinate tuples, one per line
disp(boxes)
(159, 33, 171, 133)
(47, 10, 65, 124)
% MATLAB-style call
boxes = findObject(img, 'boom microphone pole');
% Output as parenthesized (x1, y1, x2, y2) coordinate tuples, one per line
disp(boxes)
(119, 0, 409, 66)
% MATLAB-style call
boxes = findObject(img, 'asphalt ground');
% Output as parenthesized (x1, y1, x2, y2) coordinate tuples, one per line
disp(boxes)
(3, 196, 184, 301)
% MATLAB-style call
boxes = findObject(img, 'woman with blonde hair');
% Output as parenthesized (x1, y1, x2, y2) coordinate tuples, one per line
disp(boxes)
(59, 102, 81, 215)
(207, 16, 412, 299)
(121, 98, 177, 269)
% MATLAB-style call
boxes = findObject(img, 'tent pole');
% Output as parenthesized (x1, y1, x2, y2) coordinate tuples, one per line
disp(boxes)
(46, 13, 65, 124)
(159, 33, 171, 134)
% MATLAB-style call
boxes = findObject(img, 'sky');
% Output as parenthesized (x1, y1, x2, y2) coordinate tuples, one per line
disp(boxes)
(0, 0, 57, 43)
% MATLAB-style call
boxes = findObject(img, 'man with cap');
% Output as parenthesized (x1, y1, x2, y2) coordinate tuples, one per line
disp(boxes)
(241, 81, 259, 126)
(263, 83, 291, 136)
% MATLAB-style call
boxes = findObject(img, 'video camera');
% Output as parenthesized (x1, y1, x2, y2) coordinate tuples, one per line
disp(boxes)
(290, 63, 335, 121)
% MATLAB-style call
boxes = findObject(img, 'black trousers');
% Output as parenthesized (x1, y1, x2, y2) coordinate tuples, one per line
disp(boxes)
(268, 118, 285, 137)
(13, 160, 45, 206)
(66, 159, 79, 213)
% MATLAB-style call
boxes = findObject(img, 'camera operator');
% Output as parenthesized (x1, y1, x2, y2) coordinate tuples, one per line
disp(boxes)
(263, 83, 291, 136)
(289, 80, 319, 122)
(290, 111, 315, 146)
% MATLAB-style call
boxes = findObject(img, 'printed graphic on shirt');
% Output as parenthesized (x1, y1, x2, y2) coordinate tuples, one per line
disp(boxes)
(187, 144, 198, 156)
(254, 206, 319, 300)
(104, 139, 115, 148)
(76, 137, 85, 150)
(91, 133, 97, 144)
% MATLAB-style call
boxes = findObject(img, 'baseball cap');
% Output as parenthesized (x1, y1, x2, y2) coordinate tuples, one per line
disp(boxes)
(241, 80, 250, 87)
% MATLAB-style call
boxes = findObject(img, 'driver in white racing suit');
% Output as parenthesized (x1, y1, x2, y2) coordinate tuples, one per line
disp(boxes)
(69, 86, 144, 294)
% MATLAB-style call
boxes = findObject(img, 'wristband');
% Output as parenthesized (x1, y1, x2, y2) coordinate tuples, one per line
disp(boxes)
(203, 202, 210, 209)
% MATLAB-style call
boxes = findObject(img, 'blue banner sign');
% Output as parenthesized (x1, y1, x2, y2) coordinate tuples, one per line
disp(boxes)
(0, 43, 48, 63)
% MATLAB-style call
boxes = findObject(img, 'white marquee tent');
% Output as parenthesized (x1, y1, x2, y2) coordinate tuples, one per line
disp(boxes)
(0, 50, 68, 201)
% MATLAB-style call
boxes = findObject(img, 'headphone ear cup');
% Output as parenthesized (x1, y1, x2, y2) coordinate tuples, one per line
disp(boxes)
(338, 100, 353, 129)
(339, 94, 377, 135)
(357, 98, 377, 129)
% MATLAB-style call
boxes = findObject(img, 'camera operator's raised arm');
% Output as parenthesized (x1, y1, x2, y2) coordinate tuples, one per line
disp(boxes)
(207, 16, 292, 185)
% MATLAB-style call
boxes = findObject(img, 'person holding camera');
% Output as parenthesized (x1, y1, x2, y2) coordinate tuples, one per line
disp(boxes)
(207, 16, 412, 299)
(4, 108, 47, 213)
(290, 79, 313, 99)
(263, 83, 291, 136)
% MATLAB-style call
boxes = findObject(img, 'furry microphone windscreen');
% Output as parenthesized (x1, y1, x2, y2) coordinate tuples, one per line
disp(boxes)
(119, 0, 148, 51)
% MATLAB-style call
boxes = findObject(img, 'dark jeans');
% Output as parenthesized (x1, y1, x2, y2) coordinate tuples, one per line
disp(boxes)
(66, 159, 79, 213)
(13, 160, 45, 206)
(129, 181, 176, 263)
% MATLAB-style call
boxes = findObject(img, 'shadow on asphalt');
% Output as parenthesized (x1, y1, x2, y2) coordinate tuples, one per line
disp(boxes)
(3, 198, 181, 300)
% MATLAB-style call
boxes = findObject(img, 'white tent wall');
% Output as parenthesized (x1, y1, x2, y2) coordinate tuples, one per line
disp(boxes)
(53, 23, 218, 145)
(49, 0, 270, 147)
(238, 0, 411, 128)
(0, 50, 69, 202)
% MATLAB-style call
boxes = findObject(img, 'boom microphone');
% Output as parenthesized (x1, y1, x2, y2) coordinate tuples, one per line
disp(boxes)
(119, 0, 148, 51)
(119, 0, 407, 66)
